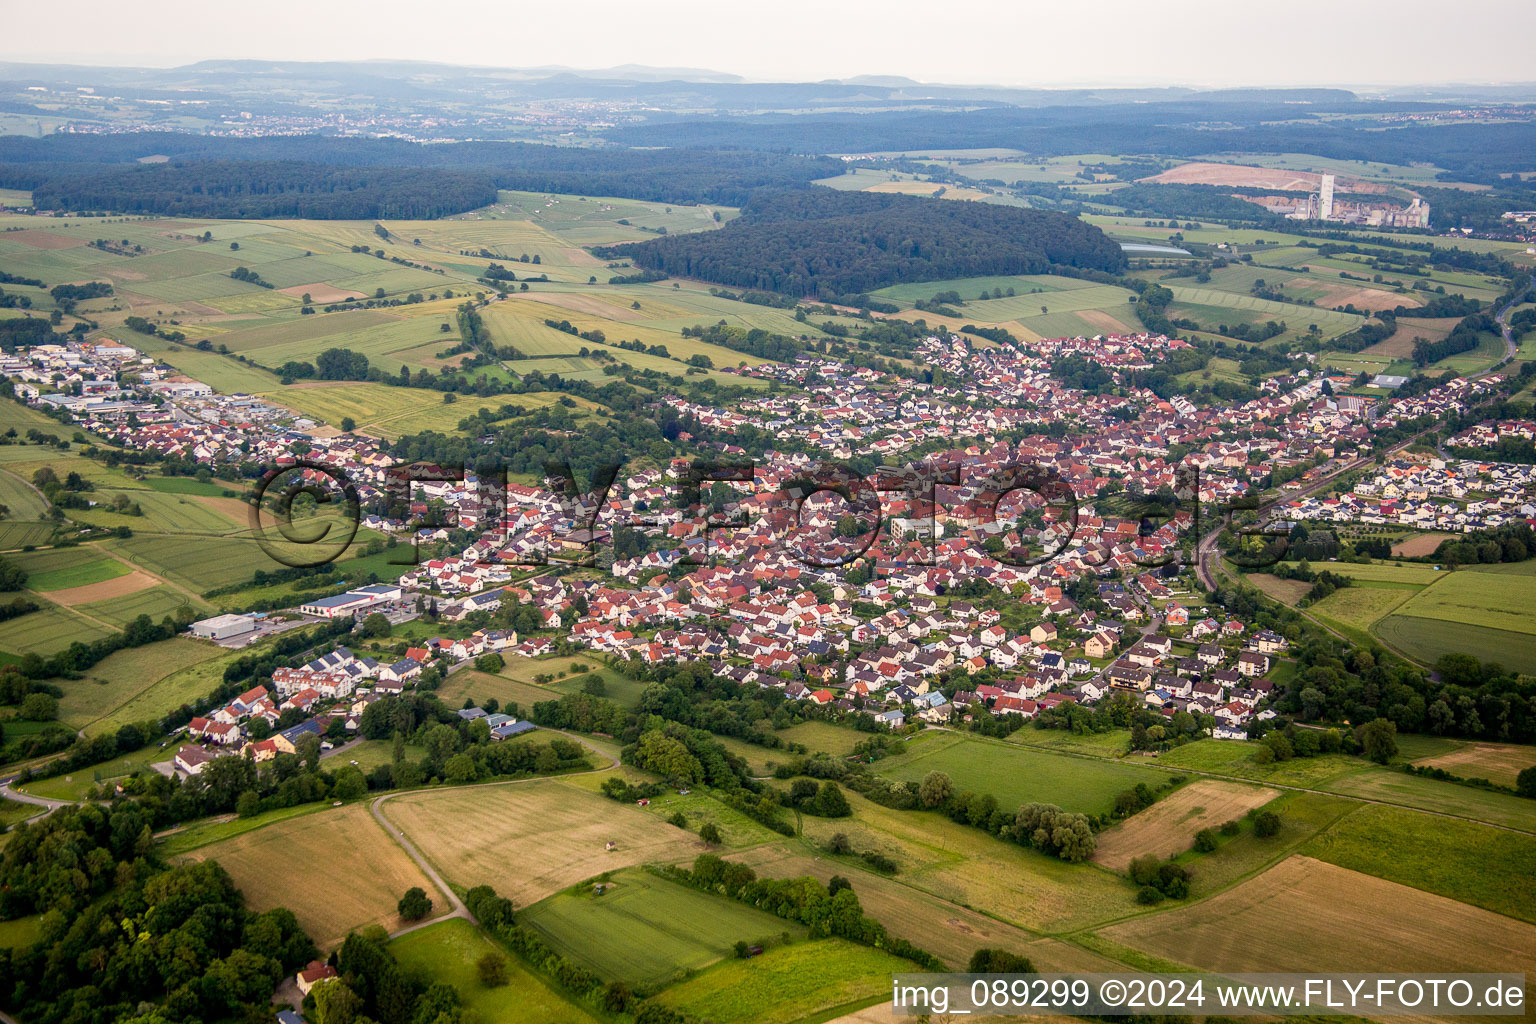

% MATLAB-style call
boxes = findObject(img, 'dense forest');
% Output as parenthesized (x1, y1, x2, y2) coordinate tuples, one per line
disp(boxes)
(0, 134, 845, 211)
(602, 188, 1126, 297)
(0, 807, 319, 1024)
(604, 107, 1536, 177)
(24, 160, 498, 219)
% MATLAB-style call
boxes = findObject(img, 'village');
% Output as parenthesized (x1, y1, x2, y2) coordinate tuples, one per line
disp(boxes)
(5, 328, 1527, 782)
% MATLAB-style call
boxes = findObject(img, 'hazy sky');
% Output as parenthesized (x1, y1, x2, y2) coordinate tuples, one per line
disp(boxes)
(4, 0, 1534, 88)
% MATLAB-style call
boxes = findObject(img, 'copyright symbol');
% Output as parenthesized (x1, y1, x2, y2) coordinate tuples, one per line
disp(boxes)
(1101, 980, 1126, 1007)
(248, 461, 361, 569)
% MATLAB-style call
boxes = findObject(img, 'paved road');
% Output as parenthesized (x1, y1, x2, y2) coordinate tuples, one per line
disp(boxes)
(0, 776, 73, 817)
(368, 728, 620, 939)
(1492, 273, 1535, 364)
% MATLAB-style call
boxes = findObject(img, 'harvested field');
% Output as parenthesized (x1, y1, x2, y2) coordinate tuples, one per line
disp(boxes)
(277, 282, 366, 302)
(1076, 308, 1133, 333)
(1099, 855, 1536, 978)
(1392, 532, 1455, 557)
(381, 778, 704, 908)
(1246, 573, 1311, 605)
(6, 229, 87, 249)
(1306, 282, 1422, 311)
(1364, 315, 1458, 358)
(732, 844, 1124, 972)
(1092, 780, 1279, 871)
(178, 802, 447, 949)
(1413, 742, 1536, 789)
(43, 569, 158, 607)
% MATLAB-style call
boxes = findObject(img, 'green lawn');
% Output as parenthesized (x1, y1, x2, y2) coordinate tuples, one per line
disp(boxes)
(521, 868, 808, 992)
(877, 732, 1173, 816)
(1302, 802, 1536, 922)
(389, 918, 602, 1024)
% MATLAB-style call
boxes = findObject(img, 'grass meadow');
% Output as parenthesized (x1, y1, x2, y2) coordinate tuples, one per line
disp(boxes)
(391, 919, 602, 1024)
(875, 731, 1173, 816)
(520, 867, 806, 992)
(1302, 803, 1536, 922)
(652, 937, 912, 1024)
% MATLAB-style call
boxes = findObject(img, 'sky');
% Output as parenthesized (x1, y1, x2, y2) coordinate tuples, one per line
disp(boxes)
(4, 0, 1535, 89)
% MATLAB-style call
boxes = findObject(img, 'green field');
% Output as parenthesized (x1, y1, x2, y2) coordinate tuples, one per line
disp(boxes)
(1308, 584, 1416, 633)
(55, 636, 224, 731)
(75, 643, 247, 738)
(390, 919, 602, 1024)
(1375, 614, 1536, 675)
(1302, 803, 1536, 922)
(0, 602, 112, 655)
(24, 557, 130, 592)
(1392, 571, 1536, 636)
(0, 470, 48, 521)
(1319, 763, 1536, 832)
(521, 868, 807, 991)
(877, 732, 1172, 816)
(1323, 561, 1448, 585)
(652, 937, 914, 1024)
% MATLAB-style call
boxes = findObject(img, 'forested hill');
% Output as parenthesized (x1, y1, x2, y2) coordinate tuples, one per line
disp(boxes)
(0, 134, 845, 210)
(600, 188, 1127, 297)
(24, 160, 498, 219)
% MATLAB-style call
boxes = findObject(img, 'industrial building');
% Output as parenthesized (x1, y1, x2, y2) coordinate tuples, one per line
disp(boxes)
(297, 583, 404, 619)
(189, 613, 261, 641)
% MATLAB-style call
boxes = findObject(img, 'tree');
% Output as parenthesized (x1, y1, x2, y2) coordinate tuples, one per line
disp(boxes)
(475, 652, 505, 673)
(918, 770, 953, 808)
(1518, 765, 1536, 799)
(333, 766, 367, 800)
(733, 940, 750, 958)
(477, 951, 509, 987)
(699, 822, 723, 845)
(1192, 828, 1218, 852)
(1253, 810, 1281, 838)
(19, 692, 57, 721)
(603, 981, 634, 1012)
(969, 948, 1035, 973)
(1354, 717, 1398, 764)
(235, 790, 262, 818)
(397, 886, 433, 921)
(340, 416, 356, 432)
(812, 781, 851, 818)
(311, 979, 362, 1024)
(359, 612, 392, 639)
(0, 557, 27, 591)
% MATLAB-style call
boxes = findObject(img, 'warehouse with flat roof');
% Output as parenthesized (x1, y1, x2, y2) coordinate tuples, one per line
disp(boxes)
(189, 613, 260, 641)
